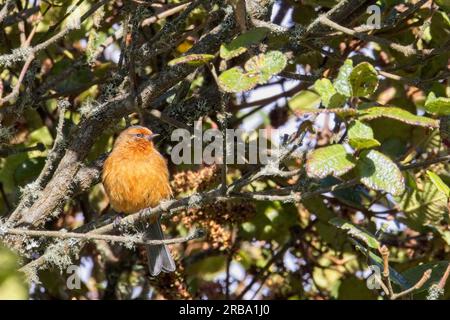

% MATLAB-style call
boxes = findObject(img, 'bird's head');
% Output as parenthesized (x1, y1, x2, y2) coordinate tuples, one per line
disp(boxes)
(113, 126, 160, 153)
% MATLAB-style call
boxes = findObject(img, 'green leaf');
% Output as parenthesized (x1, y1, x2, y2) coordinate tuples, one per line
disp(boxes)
(347, 120, 381, 150)
(351, 240, 410, 290)
(306, 144, 356, 178)
(244, 50, 287, 84)
(219, 27, 269, 60)
(358, 107, 439, 128)
(168, 54, 215, 67)
(288, 90, 321, 111)
(396, 176, 448, 231)
(436, 0, 450, 12)
(217, 67, 259, 93)
(314, 78, 346, 108)
(338, 276, 377, 300)
(349, 62, 378, 97)
(357, 150, 405, 196)
(240, 201, 298, 243)
(0, 245, 28, 300)
(185, 255, 227, 280)
(333, 59, 353, 97)
(218, 51, 286, 92)
(330, 217, 380, 249)
(430, 11, 450, 44)
(427, 171, 450, 198)
(14, 157, 46, 186)
(424, 92, 450, 116)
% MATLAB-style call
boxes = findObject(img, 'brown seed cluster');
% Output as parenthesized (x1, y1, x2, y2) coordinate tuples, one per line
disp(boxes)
(171, 165, 220, 195)
(150, 264, 192, 300)
(173, 201, 256, 250)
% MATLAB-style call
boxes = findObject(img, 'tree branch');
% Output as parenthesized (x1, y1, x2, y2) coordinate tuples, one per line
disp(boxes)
(1, 226, 205, 246)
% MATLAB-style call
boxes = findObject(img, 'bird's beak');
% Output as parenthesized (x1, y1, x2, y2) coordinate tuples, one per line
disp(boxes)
(147, 133, 160, 141)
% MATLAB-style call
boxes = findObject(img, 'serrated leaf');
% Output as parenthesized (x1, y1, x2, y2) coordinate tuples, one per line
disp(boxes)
(219, 27, 269, 60)
(424, 92, 450, 116)
(217, 67, 259, 93)
(396, 176, 448, 230)
(348, 120, 381, 150)
(333, 59, 353, 97)
(427, 171, 450, 198)
(306, 144, 356, 178)
(349, 62, 378, 97)
(314, 78, 346, 108)
(330, 217, 380, 249)
(244, 50, 287, 84)
(357, 150, 405, 196)
(168, 54, 215, 67)
(358, 107, 439, 128)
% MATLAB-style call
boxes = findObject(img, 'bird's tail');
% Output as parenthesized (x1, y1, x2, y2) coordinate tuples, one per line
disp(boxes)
(145, 218, 176, 276)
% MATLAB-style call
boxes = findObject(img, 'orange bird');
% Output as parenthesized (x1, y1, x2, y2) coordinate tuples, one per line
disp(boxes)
(102, 126, 175, 276)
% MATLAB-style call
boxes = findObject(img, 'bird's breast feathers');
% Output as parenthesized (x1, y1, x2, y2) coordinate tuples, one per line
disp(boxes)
(102, 150, 171, 214)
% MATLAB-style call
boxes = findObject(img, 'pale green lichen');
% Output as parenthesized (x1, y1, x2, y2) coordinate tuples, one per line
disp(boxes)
(44, 239, 80, 272)
(427, 284, 444, 300)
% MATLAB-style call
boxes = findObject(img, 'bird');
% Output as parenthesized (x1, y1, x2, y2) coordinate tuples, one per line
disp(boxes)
(101, 125, 176, 276)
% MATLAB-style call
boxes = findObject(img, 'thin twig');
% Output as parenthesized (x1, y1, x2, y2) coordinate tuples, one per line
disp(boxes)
(0, 0, 14, 24)
(0, 54, 35, 106)
(391, 269, 432, 300)
(236, 240, 292, 299)
(379, 245, 394, 297)
(399, 155, 450, 170)
(318, 16, 427, 57)
(0, 143, 45, 157)
(438, 263, 450, 290)
(141, 2, 191, 27)
(1, 227, 205, 246)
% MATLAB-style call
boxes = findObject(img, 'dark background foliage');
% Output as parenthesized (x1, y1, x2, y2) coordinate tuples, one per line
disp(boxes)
(0, 0, 449, 300)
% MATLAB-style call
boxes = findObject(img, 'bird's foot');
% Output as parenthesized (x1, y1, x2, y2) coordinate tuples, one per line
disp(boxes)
(113, 214, 124, 230)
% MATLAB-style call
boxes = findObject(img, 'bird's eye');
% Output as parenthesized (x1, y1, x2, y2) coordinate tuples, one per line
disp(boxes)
(135, 133, 144, 138)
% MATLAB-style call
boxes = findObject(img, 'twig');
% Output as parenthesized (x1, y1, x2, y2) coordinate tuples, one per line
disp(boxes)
(399, 154, 450, 170)
(141, 2, 191, 27)
(148, 109, 193, 132)
(236, 240, 292, 299)
(0, 0, 14, 24)
(391, 269, 432, 300)
(0, 0, 108, 66)
(1, 226, 205, 246)
(437, 263, 450, 290)
(0, 143, 45, 157)
(379, 245, 394, 297)
(318, 16, 425, 57)
(8, 100, 70, 222)
(0, 54, 35, 106)
(279, 71, 319, 83)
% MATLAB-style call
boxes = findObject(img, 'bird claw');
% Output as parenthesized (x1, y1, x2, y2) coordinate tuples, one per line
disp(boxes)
(113, 215, 123, 230)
